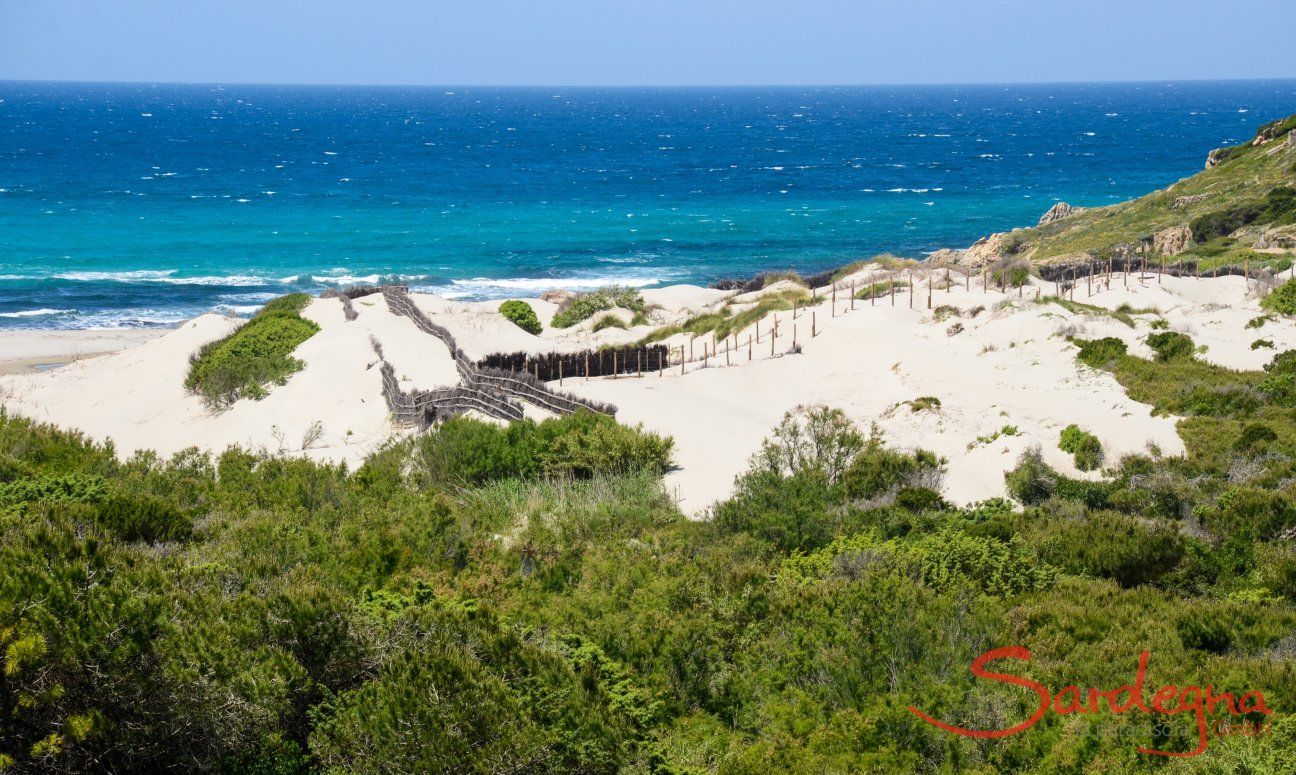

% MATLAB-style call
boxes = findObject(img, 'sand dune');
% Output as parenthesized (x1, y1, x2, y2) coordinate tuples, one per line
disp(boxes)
(2, 265, 1289, 514)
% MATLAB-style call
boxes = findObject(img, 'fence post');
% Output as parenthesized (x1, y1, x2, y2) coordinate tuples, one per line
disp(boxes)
(756, 320, 760, 343)
(585, 352, 590, 380)
(725, 339, 730, 366)
(637, 350, 642, 377)
(832, 283, 837, 317)
(890, 276, 895, 306)
(983, 268, 988, 294)
(793, 299, 797, 319)
(613, 350, 618, 376)
(559, 359, 563, 387)
(680, 346, 685, 375)
(748, 334, 752, 360)
(792, 322, 797, 349)
(770, 325, 776, 356)
(927, 273, 933, 308)
(812, 310, 816, 338)
(702, 342, 707, 367)
(658, 349, 663, 377)
(909, 270, 914, 308)
(851, 281, 856, 310)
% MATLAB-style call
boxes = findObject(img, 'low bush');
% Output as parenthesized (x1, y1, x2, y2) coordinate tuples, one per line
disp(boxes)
(1058, 424, 1103, 471)
(411, 412, 673, 487)
(1263, 278, 1296, 315)
(1037, 510, 1185, 588)
(1074, 336, 1127, 369)
(841, 440, 941, 500)
(550, 286, 645, 329)
(95, 492, 192, 542)
(1146, 331, 1195, 362)
(185, 294, 320, 406)
(498, 300, 542, 335)
(1253, 338, 1276, 350)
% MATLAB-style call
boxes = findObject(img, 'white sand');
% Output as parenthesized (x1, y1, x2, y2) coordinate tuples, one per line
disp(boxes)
(2, 266, 1289, 515)
(0, 328, 167, 373)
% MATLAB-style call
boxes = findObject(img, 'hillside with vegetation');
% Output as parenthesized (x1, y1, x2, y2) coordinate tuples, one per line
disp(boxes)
(961, 113, 1296, 273)
(8, 313, 1296, 770)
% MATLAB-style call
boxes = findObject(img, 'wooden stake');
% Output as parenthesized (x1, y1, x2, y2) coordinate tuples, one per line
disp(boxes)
(792, 323, 797, 349)
(748, 335, 752, 360)
(909, 270, 914, 308)
(585, 351, 590, 379)
(832, 283, 837, 317)
(927, 273, 932, 309)
(680, 346, 685, 375)
(637, 350, 642, 377)
(812, 310, 816, 337)
(559, 358, 563, 386)
(851, 281, 856, 310)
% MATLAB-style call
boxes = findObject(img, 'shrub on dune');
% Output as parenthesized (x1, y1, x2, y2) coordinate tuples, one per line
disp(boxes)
(185, 293, 320, 406)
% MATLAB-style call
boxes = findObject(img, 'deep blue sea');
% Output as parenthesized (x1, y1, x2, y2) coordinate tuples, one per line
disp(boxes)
(1, 80, 1294, 328)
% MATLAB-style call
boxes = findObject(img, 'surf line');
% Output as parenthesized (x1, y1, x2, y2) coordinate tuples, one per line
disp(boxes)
(908, 646, 1271, 757)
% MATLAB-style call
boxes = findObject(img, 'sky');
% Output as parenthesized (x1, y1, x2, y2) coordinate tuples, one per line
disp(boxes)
(2, 0, 1294, 87)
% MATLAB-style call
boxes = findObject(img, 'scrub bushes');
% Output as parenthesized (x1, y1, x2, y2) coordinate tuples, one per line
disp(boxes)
(498, 299, 542, 334)
(185, 293, 320, 406)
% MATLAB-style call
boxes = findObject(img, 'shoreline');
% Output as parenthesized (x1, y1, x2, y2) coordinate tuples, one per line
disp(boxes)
(0, 328, 171, 374)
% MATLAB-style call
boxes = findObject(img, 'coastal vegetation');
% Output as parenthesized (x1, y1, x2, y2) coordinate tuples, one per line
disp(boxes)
(498, 299, 542, 334)
(994, 113, 1296, 270)
(1058, 423, 1103, 471)
(6, 360, 1296, 770)
(184, 294, 320, 407)
(550, 286, 646, 329)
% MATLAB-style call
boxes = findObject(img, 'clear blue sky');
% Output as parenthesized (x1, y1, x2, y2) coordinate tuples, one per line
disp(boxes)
(3, 0, 1294, 86)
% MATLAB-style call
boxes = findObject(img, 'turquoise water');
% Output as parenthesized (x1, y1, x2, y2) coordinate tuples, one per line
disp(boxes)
(1, 80, 1294, 328)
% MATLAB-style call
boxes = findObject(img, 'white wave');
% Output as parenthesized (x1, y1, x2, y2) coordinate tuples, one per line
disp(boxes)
(53, 270, 270, 287)
(310, 274, 382, 285)
(215, 304, 263, 316)
(0, 308, 75, 318)
(217, 291, 279, 303)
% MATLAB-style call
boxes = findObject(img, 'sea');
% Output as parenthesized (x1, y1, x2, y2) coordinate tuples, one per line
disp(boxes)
(1, 80, 1294, 329)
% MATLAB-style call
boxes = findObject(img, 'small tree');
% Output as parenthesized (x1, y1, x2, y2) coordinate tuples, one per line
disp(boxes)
(751, 404, 866, 485)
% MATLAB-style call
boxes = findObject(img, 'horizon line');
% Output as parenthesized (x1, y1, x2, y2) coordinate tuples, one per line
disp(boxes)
(3, 76, 1296, 90)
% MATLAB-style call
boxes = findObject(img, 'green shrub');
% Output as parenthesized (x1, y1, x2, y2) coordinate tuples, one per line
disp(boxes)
(1233, 422, 1278, 455)
(185, 293, 320, 406)
(0, 472, 107, 506)
(1074, 337, 1127, 369)
(413, 412, 673, 486)
(1263, 279, 1296, 315)
(1058, 424, 1103, 471)
(498, 300, 542, 335)
(95, 493, 192, 542)
(1037, 511, 1185, 587)
(1146, 331, 1195, 362)
(1253, 338, 1276, 350)
(908, 396, 941, 413)
(750, 405, 867, 485)
(1204, 486, 1296, 540)
(715, 469, 837, 552)
(841, 441, 941, 500)
(550, 286, 645, 329)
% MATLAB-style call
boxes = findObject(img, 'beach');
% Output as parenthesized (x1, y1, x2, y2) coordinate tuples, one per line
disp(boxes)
(3, 261, 1284, 515)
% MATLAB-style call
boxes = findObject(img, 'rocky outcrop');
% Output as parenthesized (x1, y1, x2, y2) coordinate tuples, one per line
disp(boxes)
(1038, 202, 1083, 225)
(1256, 224, 1296, 251)
(925, 248, 964, 265)
(1205, 147, 1231, 169)
(1172, 193, 1210, 209)
(1152, 224, 1193, 256)
(959, 231, 1027, 269)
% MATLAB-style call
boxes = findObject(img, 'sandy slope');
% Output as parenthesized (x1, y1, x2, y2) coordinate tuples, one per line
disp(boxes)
(1, 266, 1290, 515)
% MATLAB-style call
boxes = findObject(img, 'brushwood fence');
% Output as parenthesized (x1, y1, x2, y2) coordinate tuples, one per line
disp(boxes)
(370, 285, 617, 424)
(477, 345, 671, 382)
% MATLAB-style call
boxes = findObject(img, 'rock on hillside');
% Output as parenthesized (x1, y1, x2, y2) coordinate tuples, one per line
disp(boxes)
(1038, 201, 1084, 225)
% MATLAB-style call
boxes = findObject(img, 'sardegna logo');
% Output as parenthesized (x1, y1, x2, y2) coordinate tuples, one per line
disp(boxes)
(908, 646, 1272, 757)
